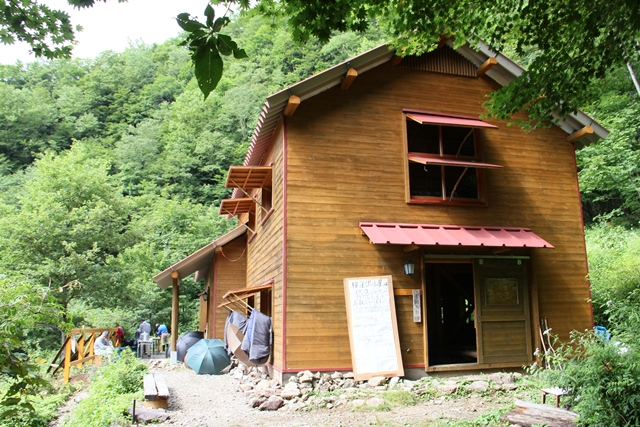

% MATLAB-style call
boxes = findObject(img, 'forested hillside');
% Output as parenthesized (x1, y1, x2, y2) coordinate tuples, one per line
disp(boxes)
(0, 12, 385, 347)
(1, 7, 640, 426)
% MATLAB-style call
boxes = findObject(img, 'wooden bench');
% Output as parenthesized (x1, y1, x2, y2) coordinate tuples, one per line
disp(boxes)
(143, 374, 170, 409)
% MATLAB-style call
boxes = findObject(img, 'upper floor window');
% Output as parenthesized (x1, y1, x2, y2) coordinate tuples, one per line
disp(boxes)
(404, 111, 501, 205)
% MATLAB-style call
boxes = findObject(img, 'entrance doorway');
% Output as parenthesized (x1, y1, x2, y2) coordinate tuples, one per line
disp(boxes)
(425, 262, 477, 365)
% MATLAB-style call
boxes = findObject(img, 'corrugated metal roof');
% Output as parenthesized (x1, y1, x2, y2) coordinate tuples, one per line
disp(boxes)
(152, 225, 246, 289)
(360, 222, 554, 248)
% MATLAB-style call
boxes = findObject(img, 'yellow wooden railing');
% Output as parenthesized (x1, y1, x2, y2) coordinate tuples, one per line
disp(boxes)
(49, 327, 118, 383)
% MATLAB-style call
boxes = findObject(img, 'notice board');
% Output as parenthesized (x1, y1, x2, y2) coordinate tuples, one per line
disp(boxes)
(343, 275, 404, 381)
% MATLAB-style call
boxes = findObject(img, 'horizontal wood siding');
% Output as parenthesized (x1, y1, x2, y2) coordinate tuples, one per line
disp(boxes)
(210, 235, 247, 340)
(283, 61, 590, 370)
(246, 124, 285, 368)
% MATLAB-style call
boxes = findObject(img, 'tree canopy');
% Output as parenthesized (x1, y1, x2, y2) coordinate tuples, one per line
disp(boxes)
(2, 0, 640, 127)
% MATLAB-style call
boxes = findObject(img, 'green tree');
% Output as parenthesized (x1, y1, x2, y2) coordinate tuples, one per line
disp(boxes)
(0, 141, 130, 327)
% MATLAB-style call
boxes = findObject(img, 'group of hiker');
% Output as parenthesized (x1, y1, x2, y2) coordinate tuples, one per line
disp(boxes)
(93, 319, 169, 357)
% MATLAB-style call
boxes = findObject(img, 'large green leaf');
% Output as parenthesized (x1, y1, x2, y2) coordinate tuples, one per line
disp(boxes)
(194, 38, 224, 100)
(176, 13, 205, 32)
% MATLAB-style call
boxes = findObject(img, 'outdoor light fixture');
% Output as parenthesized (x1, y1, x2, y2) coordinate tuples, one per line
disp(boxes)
(404, 259, 416, 276)
(202, 292, 208, 301)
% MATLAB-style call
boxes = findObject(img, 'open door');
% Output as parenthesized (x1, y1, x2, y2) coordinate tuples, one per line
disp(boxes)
(425, 262, 477, 366)
(475, 259, 532, 365)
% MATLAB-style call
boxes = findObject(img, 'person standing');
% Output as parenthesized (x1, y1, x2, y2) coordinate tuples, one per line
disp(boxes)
(156, 323, 169, 352)
(115, 324, 125, 347)
(139, 319, 151, 338)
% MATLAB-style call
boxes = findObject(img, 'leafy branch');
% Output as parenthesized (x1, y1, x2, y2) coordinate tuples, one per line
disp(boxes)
(177, 4, 247, 100)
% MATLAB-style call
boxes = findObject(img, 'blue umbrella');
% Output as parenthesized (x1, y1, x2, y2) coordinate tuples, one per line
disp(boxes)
(185, 339, 230, 375)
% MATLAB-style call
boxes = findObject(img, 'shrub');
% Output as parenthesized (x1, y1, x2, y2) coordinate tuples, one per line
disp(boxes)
(60, 350, 147, 427)
(534, 330, 640, 427)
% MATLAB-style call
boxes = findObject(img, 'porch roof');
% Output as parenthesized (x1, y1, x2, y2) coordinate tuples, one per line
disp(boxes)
(360, 222, 554, 248)
(152, 225, 246, 290)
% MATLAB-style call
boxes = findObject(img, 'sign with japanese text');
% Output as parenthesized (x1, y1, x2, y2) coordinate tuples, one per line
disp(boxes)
(343, 275, 404, 380)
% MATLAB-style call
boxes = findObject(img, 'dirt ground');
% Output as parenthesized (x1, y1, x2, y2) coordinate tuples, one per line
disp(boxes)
(146, 362, 531, 427)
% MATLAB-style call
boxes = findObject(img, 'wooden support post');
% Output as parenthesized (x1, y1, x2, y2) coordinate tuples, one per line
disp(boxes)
(567, 126, 594, 143)
(283, 95, 300, 117)
(170, 271, 180, 354)
(477, 57, 498, 77)
(340, 68, 358, 90)
(77, 335, 84, 368)
(63, 337, 71, 384)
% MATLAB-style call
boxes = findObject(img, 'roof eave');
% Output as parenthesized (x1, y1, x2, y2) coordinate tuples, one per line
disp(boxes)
(152, 225, 246, 290)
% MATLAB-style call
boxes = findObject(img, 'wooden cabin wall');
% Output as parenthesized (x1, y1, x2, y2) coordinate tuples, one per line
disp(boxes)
(283, 61, 591, 371)
(245, 122, 286, 369)
(209, 234, 247, 340)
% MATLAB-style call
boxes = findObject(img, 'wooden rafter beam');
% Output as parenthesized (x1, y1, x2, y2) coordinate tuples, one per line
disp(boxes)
(567, 126, 594, 143)
(391, 55, 404, 66)
(403, 244, 420, 253)
(283, 95, 300, 117)
(477, 57, 498, 77)
(340, 68, 358, 90)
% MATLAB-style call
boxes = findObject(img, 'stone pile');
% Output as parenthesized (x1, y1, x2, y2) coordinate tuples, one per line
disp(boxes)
(229, 364, 521, 412)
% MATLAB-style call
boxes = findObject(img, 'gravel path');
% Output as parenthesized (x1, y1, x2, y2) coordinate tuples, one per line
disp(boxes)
(149, 362, 507, 427)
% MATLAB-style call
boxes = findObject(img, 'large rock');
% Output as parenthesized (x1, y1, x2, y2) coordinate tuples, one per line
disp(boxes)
(466, 380, 489, 393)
(258, 395, 285, 411)
(281, 383, 302, 399)
(368, 376, 388, 387)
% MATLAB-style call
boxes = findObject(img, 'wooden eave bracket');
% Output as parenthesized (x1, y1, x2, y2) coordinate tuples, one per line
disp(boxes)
(477, 57, 498, 77)
(567, 126, 594, 143)
(283, 95, 300, 117)
(340, 68, 358, 90)
(403, 244, 420, 253)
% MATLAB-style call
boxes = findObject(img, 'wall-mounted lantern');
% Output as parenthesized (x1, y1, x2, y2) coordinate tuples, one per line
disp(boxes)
(404, 259, 416, 276)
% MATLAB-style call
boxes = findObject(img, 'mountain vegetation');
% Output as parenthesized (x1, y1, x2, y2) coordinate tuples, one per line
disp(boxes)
(0, 6, 640, 426)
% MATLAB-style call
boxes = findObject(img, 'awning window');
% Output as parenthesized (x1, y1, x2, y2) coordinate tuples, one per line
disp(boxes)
(360, 222, 554, 248)
(219, 198, 255, 216)
(408, 153, 503, 169)
(225, 166, 272, 189)
(406, 112, 498, 129)
(218, 280, 274, 310)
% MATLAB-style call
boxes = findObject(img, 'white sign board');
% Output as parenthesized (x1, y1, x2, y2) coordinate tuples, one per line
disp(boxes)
(343, 275, 404, 381)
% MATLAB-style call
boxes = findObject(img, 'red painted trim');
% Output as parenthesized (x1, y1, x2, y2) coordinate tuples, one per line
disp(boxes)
(282, 118, 288, 370)
(573, 143, 595, 327)
(278, 367, 354, 373)
(212, 252, 218, 338)
(408, 198, 488, 207)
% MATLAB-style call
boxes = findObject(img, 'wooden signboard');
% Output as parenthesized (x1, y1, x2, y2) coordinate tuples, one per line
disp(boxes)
(343, 275, 404, 381)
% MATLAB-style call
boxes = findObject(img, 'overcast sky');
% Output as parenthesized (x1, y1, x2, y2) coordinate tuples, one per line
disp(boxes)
(1, 0, 224, 65)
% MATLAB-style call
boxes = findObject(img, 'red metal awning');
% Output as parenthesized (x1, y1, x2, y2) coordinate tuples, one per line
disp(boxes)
(408, 153, 503, 169)
(360, 222, 554, 248)
(406, 112, 498, 129)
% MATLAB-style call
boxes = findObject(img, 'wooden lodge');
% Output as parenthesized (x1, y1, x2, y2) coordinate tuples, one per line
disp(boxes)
(153, 40, 608, 380)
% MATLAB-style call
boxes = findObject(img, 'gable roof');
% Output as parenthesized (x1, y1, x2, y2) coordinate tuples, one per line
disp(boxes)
(243, 42, 608, 168)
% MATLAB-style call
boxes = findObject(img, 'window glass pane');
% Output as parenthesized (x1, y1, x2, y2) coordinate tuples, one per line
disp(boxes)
(407, 121, 439, 154)
(442, 126, 475, 156)
(444, 167, 478, 199)
(410, 162, 442, 197)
